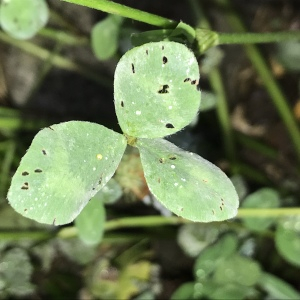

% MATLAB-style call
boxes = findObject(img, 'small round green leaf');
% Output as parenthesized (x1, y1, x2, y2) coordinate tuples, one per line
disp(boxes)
(241, 188, 280, 231)
(91, 15, 123, 61)
(114, 41, 201, 138)
(213, 254, 262, 286)
(194, 234, 238, 280)
(275, 216, 300, 267)
(137, 138, 239, 222)
(7, 121, 127, 225)
(0, 0, 49, 40)
(75, 197, 106, 246)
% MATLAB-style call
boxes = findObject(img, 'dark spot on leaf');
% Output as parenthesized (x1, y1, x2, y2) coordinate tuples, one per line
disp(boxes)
(191, 80, 197, 85)
(158, 84, 169, 94)
(212, 209, 215, 215)
(99, 176, 103, 185)
(35, 169, 42, 173)
(42, 149, 47, 155)
(48, 126, 54, 131)
(52, 218, 56, 225)
(21, 186, 28, 190)
(159, 158, 165, 163)
(180, 207, 184, 212)
(158, 178, 161, 183)
(131, 63, 135, 73)
(220, 206, 223, 211)
(24, 209, 27, 212)
(92, 187, 96, 190)
(121, 101, 124, 107)
(146, 49, 148, 55)
(162, 45, 164, 50)
(184, 78, 191, 82)
(22, 171, 29, 176)
(166, 123, 174, 128)
(168, 155, 176, 160)
(24, 182, 28, 186)
(162, 56, 168, 64)
(202, 179, 208, 183)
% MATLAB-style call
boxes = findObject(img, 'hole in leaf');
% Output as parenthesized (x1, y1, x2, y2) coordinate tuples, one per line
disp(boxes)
(168, 155, 177, 160)
(21, 182, 29, 190)
(165, 123, 174, 128)
(22, 171, 29, 176)
(162, 56, 168, 64)
(131, 63, 135, 73)
(158, 84, 169, 94)
(42, 149, 47, 155)
(121, 101, 124, 107)
(184, 78, 191, 82)
(34, 169, 43, 173)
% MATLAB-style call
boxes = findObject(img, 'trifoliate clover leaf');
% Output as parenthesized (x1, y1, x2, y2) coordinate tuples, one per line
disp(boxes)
(136, 138, 239, 222)
(7, 121, 126, 225)
(114, 41, 201, 138)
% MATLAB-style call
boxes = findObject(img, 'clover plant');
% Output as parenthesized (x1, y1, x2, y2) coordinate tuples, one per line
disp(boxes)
(7, 41, 239, 225)
(0, 0, 49, 40)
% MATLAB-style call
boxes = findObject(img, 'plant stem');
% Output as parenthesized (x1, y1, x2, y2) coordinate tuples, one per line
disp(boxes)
(210, 68, 237, 166)
(189, 0, 237, 166)
(1, 208, 299, 242)
(0, 140, 15, 197)
(238, 208, 300, 217)
(62, 0, 177, 28)
(216, 0, 300, 162)
(218, 31, 300, 45)
(0, 31, 112, 88)
(39, 28, 89, 46)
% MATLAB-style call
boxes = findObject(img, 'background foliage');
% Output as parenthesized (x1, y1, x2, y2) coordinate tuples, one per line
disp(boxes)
(1, 0, 300, 299)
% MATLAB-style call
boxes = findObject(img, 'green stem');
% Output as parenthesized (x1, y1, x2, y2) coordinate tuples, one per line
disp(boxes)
(62, 0, 177, 28)
(0, 31, 112, 88)
(210, 68, 237, 165)
(236, 133, 279, 160)
(217, 0, 300, 162)
(1, 208, 299, 242)
(238, 208, 300, 217)
(39, 28, 89, 46)
(0, 230, 54, 241)
(218, 31, 300, 45)
(189, 0, 237, 166)
(0, 140, 16, 196)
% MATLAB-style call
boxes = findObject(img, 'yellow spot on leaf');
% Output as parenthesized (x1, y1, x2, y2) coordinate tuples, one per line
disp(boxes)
(96, 154, 103, 160)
